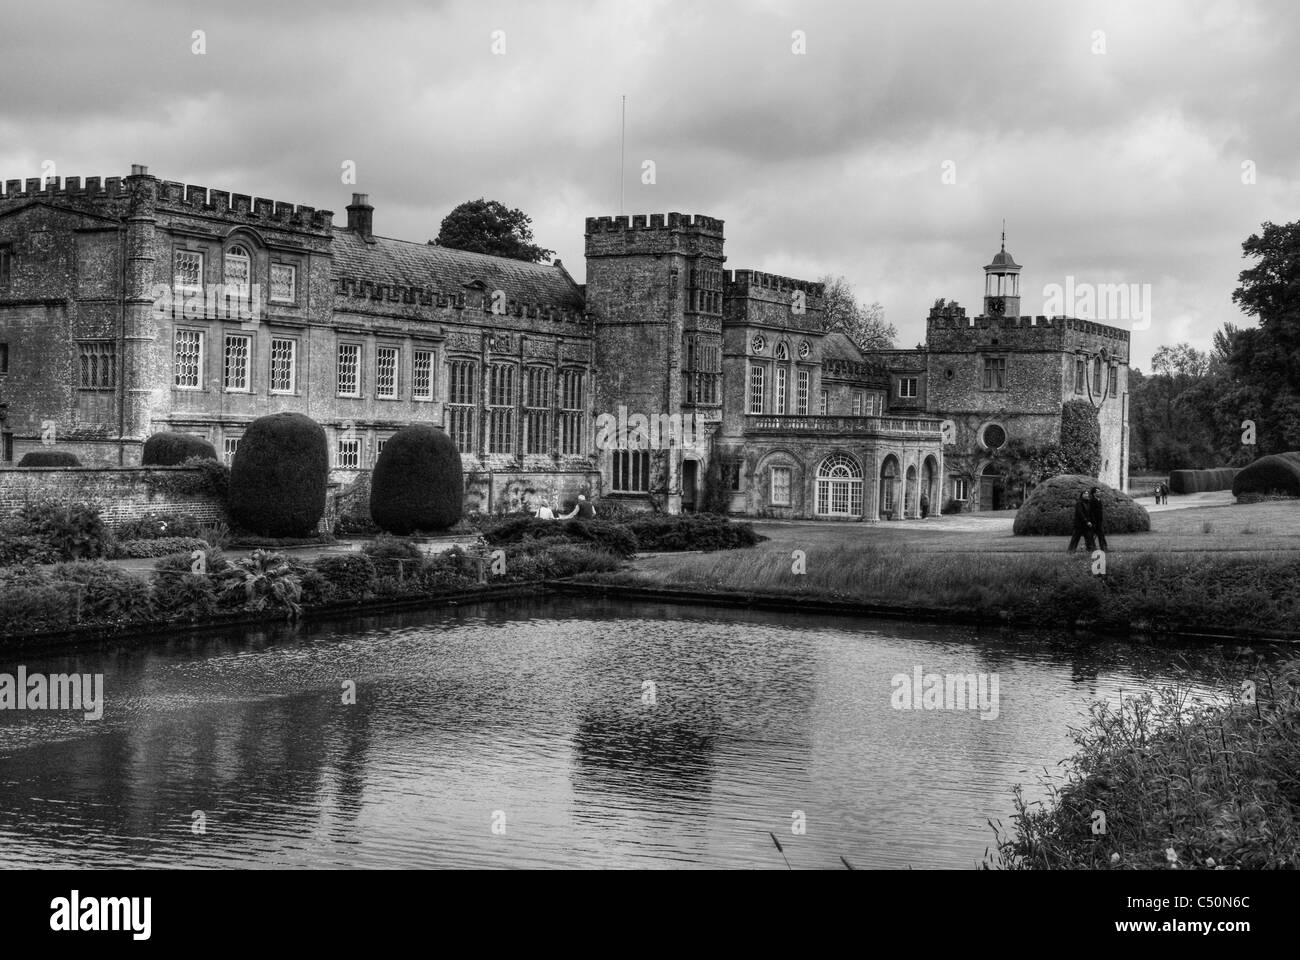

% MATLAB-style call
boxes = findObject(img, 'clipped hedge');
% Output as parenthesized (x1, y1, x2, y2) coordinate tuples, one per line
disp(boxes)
(110, 536, 211, 559)
(370, 424, 464, 534)
(482, 516, 638, 559)
(142, 431, 218, 466)
(1013, 474, 1150, 536)
(1168, 467, 1239, 495)
(1231, 452, 1300, 499)
(17, 450, 81, 467)
(624, 515, 763, 552)
(312, 554, 378, 600)
(228, 413, 329, 537)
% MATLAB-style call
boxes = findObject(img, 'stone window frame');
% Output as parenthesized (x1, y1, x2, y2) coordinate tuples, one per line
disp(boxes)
(446, 356, 478, 454)
(269, 336, 298, 395)
(1108, 363, 1118, 398)
(223, 332, 252, 393)
(748, 364, 765, 415)
(174, 327, 205, 390)
(375, 344, 400, 400)
(559, 367, 585, 456)
(981, 355, 1007, 391)
(953, 477, 969, 502)
(173, 247, 205, 296)
(0, 243, 13, 287)
(487, 361, 517, 455)
(852, 391, 864, 415)
(412, 348, 435, 401)
(76, 340, 116, 391)
(0, 341, 8, 374)
(897, 376, 918, 399)
(337, 436, 362, 470)
(770, 464, 793, 506)
(222, 435, 241, 465)
(611, 448, 651, 493)
(796, 368, 810, 415)
(979, 421, 1008, 452)
(819, 389, 829, 415)
(269, 262, 297, 304)
(522, 364, 553, 456)
(1074, 357, 1086, 394)
(337, 341, 362, 398)
(223, 243, 252, 300)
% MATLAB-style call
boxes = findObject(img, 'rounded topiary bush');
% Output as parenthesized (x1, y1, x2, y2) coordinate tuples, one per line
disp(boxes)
(1013, 474, 1150, 536)
(1231, 452, 1300, 499)
(370, 424, 463, 534)
(17, 451, 81, 467)
(228, 413, 329, 537)
(142, 431, 218, 465)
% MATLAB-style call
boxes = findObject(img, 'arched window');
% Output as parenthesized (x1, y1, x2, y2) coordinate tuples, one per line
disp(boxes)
(816, 453, 862, 517)
(775, 342, 789, 361)
(880, 456, 899, 515)
(224, 244, 251, 299)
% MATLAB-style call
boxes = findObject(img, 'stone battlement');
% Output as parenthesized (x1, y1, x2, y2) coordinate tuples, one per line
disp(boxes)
(927, 310, 1131, 342)
(156, 179, 334, 231)
(585, 212, 724, 235)
(0, 172, 334, 232)
(725, 269, 824, 299)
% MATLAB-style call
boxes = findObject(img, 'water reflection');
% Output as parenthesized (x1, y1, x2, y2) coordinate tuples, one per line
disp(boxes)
(0, 598, 1271, 869)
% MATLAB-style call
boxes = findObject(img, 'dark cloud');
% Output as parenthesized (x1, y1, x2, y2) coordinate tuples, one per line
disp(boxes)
(2, 0, 1296, 368)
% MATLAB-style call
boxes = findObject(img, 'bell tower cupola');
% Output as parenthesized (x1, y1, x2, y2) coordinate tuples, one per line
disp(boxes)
(983, 224, 1021, 317)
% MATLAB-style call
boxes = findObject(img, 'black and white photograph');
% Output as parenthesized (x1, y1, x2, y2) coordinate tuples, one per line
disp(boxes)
(0, 0, 1293, 938)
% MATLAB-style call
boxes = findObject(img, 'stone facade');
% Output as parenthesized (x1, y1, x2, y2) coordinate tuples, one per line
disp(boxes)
(0, 166, 1127, 520)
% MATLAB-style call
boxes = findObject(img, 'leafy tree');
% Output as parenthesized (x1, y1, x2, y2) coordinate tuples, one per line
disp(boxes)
(431, 199, 555, 263)
(818, 275, 896, 351)
(1228, 220, 1300, 454)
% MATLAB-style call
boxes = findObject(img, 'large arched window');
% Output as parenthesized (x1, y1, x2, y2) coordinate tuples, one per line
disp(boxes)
(816, 453, 862, 517)
(224, 244, 251, 300)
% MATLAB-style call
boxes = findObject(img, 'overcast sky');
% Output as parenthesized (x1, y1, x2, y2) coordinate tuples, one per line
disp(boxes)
(2, 0, 1295, 370)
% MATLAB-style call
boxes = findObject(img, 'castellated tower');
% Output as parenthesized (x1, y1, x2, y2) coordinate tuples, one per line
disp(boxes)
(584, 213, 725, 513)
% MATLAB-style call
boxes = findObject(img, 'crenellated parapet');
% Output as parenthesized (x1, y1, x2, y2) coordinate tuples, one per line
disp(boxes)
(584, 211, 725, 260)
(156, 179, 333, 233)
(725, 269, 825, 301)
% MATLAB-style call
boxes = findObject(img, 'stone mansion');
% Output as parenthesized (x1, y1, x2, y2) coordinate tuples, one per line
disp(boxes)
(0, 166, 1130, 519)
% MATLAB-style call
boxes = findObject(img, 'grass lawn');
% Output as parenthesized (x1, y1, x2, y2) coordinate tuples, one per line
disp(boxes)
(586, 499, 1300, 637)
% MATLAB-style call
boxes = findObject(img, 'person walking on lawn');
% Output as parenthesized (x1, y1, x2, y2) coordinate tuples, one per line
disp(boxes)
(1067, 489, 1096, 553)
(1088, 486, 1109, 551)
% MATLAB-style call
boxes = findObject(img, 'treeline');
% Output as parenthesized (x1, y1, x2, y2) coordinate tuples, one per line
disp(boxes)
(1130, 219, 1300, 471)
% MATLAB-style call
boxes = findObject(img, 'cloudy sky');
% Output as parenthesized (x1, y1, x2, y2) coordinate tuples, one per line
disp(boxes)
(2, 0, 1295, 369)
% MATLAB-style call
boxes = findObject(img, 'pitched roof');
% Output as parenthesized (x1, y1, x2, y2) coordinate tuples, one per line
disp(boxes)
(820, 331, 864, 363)
(331, 229, 584, 311)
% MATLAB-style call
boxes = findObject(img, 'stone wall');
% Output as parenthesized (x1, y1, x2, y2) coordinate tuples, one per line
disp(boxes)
(0, 466, 227, 524)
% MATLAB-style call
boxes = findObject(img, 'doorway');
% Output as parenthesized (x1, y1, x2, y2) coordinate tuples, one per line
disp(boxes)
(682, 459, 698, 512)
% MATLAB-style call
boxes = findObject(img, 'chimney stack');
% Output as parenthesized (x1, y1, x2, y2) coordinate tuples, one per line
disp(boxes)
(129, 164, 150, 176)
(347, 192, 374, 242)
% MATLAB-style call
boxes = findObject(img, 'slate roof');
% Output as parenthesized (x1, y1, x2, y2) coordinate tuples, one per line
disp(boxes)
(331, 229, 584, 311)
(820, 331, 865, 363)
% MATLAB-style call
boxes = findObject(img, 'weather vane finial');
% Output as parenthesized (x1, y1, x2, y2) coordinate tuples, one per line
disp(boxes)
(1001, 219, 1006, 251)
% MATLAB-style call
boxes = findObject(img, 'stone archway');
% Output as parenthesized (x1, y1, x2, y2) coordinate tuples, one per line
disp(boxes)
(815, 453, 863, 517)
(979, 461, 1006, 511)
(879, 454, 901, 519)
(922, 456, 938, 517)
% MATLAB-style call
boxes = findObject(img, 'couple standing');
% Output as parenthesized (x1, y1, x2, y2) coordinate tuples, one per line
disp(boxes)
(1068, 487, 1109, 553)
(533, 494, 595, 521)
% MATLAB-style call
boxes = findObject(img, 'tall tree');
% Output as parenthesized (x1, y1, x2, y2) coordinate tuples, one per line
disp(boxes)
(432, 199, 555, 263)
(817, 275, 896, 351)
(1230, 220, 1300, 454)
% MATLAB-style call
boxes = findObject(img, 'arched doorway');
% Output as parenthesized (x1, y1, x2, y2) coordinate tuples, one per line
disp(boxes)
(922, 457, 938, 516)
(979, 462, 1005, 511)
(879, 455, 900, 519)
(816, 454, 863, 517)
(904, 465, 917, 517)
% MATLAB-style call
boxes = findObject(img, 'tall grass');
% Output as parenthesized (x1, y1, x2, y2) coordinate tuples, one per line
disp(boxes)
(586, 543, 1300, 634)
(984, 662, 1300, 869)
